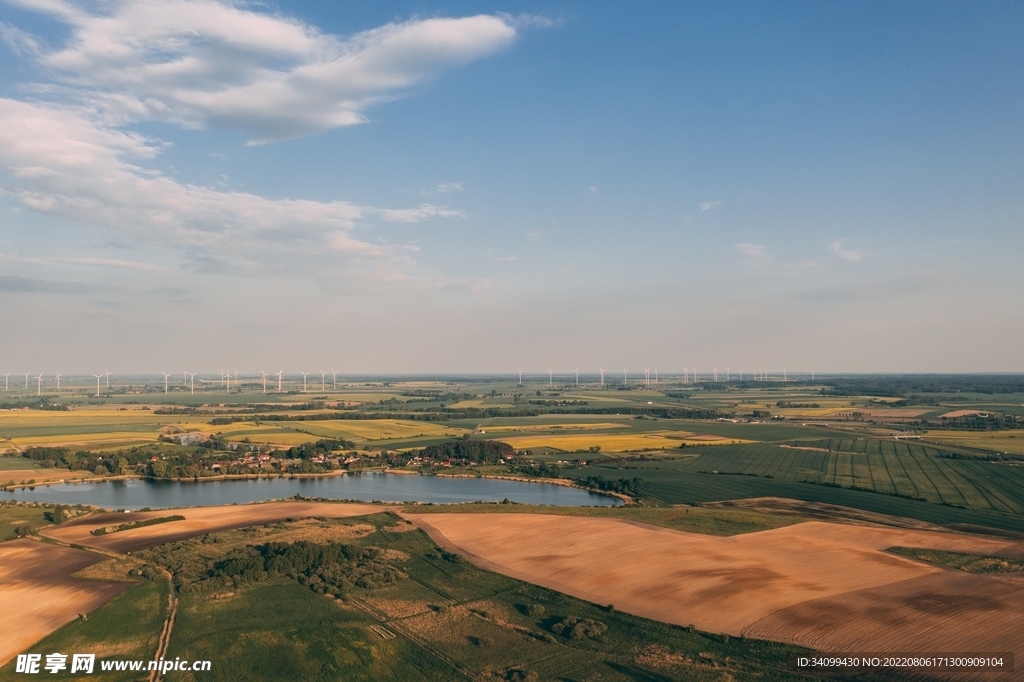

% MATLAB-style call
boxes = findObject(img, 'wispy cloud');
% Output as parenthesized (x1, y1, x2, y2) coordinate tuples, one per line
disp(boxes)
(0, 252, 174, 272)
(494, 256, 516, 262)
(829, 238, 863, 262)
(734, 242, 768, 259)
(0, 274, 111, 294)
(436, 182, 463, 193)
(699, 201, 723, 212)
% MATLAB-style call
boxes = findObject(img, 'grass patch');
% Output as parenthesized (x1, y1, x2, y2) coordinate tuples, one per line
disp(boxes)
(0, 503, 51, 541)
(888, 546, 1024, 574)
(401, 503, 802, 536)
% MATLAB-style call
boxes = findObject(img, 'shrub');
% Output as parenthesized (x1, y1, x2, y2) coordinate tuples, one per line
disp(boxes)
(550, 616, 607, 640)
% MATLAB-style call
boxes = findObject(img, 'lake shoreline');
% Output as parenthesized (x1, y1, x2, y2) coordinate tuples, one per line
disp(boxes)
(0, 470, 624, 510)
(1, 467, 628, 503)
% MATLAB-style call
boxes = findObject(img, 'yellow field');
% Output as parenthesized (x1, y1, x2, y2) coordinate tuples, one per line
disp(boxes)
(495, 431, 756, 453)
(923, 430, 1024, 456)
(9, 432, 160, 449)
(286, 419, 468, 441)
(478, 423, 628, 433)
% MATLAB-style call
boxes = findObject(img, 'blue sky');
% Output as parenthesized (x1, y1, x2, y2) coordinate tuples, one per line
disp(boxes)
(0, 0, 1021, 374)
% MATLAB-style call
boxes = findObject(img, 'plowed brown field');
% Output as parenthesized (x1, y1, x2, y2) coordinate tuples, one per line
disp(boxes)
(407, 514, 1024, 676)
(42, 501, 385, 552)
(0, 540, 130, 666)
(745, 572, 1024, 681)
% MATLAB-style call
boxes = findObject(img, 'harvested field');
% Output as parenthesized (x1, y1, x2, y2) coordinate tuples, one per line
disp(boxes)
(42, 501, 385, 552)
(407, 514, 1023, 655)
(496, 432, 750, 452)
(0, 540, 130, 666)
(0, 469, 93, 484)
(744, 572, 1024, 681)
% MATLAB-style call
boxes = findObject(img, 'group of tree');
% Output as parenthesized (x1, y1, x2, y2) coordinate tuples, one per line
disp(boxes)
(418, 439, 514, 465)
(148, 539, 406, 596)
(579, 475, 644, 498)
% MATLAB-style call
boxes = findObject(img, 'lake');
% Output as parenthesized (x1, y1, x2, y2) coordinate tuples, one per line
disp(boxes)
(0, 473, 621, 509)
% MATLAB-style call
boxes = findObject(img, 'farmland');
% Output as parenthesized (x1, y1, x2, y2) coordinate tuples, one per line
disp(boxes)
(663, 438, 1024, 514)
(5, 511, 825, 681)
(2, 374, 1024, 678)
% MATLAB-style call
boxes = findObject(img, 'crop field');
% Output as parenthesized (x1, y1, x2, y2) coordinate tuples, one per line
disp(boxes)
(476, 422, 629, 433)
(411, 513, 1024, 665)
(497, 431, 691, 452)
(923, 430, 1024, 455)
(12, 511, 824, 681)
(0, 576, 168, 679)
(664, 440, 1024, 515)
(0, 540, 134, 667)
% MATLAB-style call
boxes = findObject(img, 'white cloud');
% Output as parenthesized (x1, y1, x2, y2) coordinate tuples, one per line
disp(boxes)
(0, 99, 454, 267)
(16, 0, 519, 142)
(699, 201, 723, 212)
(375, 204, 463, 222)
(829, 238, 863, 262)
(735, 242, 767, 258)
(495, 256, 516, 262)
(589, 185, 598, 194)
(0, 3, 538, 282)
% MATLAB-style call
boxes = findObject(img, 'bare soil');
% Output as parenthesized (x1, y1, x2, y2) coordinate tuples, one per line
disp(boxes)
(406, 514, 1022, 654)
(0, 540, 130, 666)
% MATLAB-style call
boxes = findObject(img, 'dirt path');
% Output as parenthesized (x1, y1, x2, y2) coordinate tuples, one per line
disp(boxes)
(148, 569, 178, 682)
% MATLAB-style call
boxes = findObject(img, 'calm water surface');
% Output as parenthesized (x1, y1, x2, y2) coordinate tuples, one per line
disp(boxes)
(0, 473, 620, 509)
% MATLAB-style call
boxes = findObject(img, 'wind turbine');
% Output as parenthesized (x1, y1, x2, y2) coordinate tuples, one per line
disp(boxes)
(654, 368, 658, 384)
(2, 373, 9, 391)
(575, 368, 579, 386)
(599, 368, 605, 386)
(739, 367, 742, 381)
(161, 372, 171, 394)
(261, 371, 268, 394)
(277, 370, 283, 391)
(548, 369, 553, 387)
(811, 367, 815, 381)
(320, 371, 326, 391)
(93, 373, 103, 397)
(184, 372, 195, 395)
(54, 371, 62, 390)
(713, 368, 718, 382)
(301, 372, 309, 393)
(104, 370, 110, 388)
(517, 369, 523, 386)
(35, 374, 43, 396)
(331, 371, 337, 390)
(23, 372, 29, 389)
(644, 367, 650, 387)
(623, 368, 627, 384)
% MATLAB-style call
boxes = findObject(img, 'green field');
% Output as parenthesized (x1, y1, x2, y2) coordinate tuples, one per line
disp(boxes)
(401, 502, 804, 536)
(663, 439, 1024, 514)
(887, 546, 1024, 574)
(0, 503, 51, 540)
